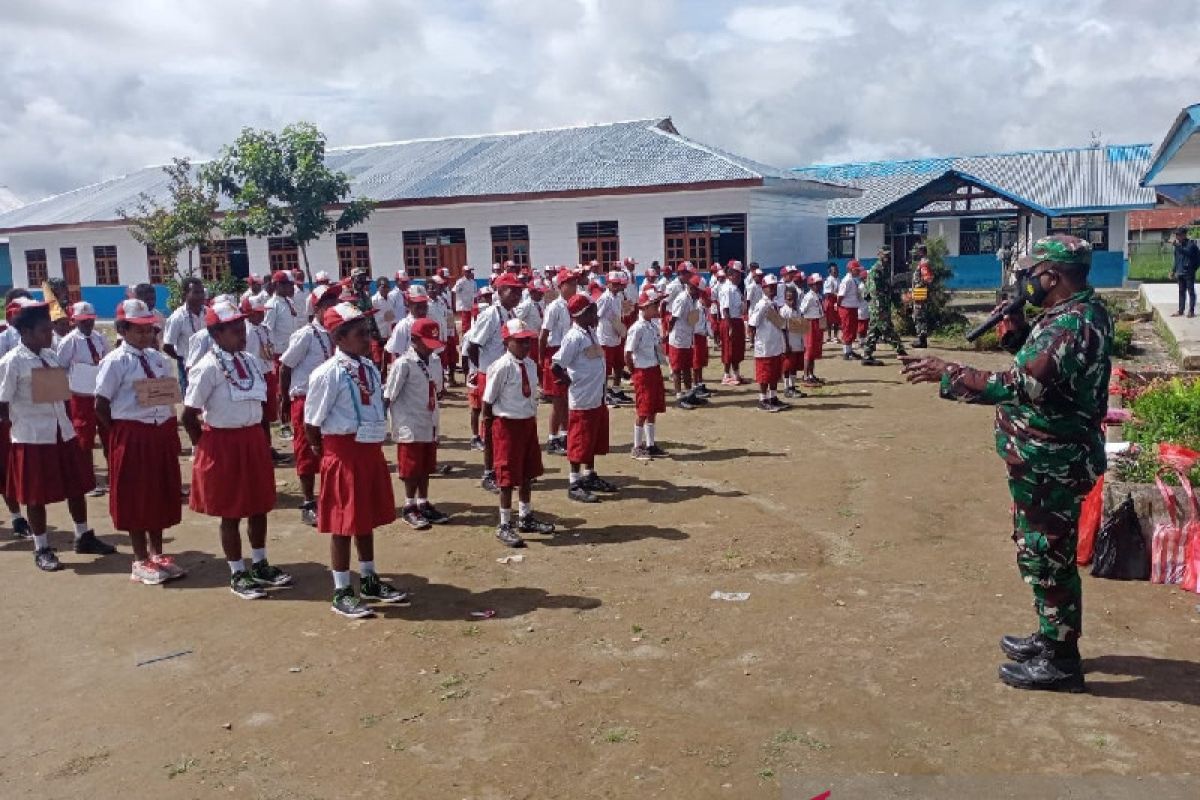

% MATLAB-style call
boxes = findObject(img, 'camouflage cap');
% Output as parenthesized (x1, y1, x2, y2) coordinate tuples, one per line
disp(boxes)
(1016, 234, 1092, 270)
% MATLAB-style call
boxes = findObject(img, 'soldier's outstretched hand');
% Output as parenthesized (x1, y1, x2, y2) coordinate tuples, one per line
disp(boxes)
(899, 354, 950, 384)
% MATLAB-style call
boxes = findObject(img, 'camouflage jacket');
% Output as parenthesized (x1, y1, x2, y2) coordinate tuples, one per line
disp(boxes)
(867, 265, 893, 316)
(939, 288, 1112, 477)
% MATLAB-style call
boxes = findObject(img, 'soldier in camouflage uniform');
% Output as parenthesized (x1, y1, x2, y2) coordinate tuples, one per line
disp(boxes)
(901, 235, 1110, 693)
(861, 247, 907, 366)
(910, 244, 933, 348)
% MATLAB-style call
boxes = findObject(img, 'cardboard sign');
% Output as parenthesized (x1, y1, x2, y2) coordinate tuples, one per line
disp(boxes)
(134, 377, 182, 408)
(611, 320, 628, 339)
(383, 310, 397, 323)
(31, 367, 71, 403)
(686, 309, 701, 327)
(765, 307, 784, 328)
(584, 344, 604, 359)
(68, 363, 101, 395)
(787, 317, 810, 334)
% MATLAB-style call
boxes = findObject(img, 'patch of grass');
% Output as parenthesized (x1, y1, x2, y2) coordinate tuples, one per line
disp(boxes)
(768, 729, 830, 752)
(53, 749, 110, 778)
(1152, 315, 1182, 363)
(757, 767, 776, 780)
(359, 713, 385, 729)
(165, 755, 198, 779)
(462, 624, 481, 637)
(386, 737, 406, 752)
(437, 674, 470, 701)
(600, 726, 638, 744)
(631, 624, 644, 635)
(836, 507, 856, 518)
(705, 747, 734, 768)
(410, 624, 437, 640)
(1089, 734, 1109, 749)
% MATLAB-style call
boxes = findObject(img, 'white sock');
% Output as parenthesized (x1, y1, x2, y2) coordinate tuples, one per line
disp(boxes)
(414, 495, 426, 505)
(333, 570, 351, 590)
(251, 548, 267, 564)
(843, 344, 851, 355)
(645, 423, 655, 445)
(359, 560, 376, 576)
(73, 521, 88, 539)
(583, 468, 595, 478)
(33, 533, 49, 550)
(228, 559, 245, 575)
(759, 392, 767, 401)
(768, 389, 777, 400)
(518, 501, 532, 518)
(404, 497, 417, 508)
(499, 508, 512, 525)
(569, 471, 580, 485)
(633, 426, 645, 448)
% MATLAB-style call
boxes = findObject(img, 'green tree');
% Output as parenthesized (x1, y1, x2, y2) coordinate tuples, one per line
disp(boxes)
(118, 157, 219, 283)
(200, 122, 374, 283)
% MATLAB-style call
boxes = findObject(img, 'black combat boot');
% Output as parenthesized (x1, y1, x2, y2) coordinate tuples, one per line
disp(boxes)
(912, 335, 928, 348)
(998, 639, 1085, 693)
(999, 631, 1051, 662)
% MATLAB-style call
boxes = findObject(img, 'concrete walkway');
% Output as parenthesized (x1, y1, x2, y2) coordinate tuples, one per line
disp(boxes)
(1140, 282, 1200, 368)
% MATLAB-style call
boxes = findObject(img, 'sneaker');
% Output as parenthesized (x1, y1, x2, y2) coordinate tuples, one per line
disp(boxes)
(614, 389, 634, 404)
(677, 397, 697, 410)
(74, 530, 117, 555)
(518, 514, 556, 535)
(720, 375, 737, 386)
(783, 387, 795, 398)
(249, 559, 293, 587)
(278, 425, 294, 441)
(693, 385, 713, 398)
(496, 522, 527, 548)
(769, 397, 788, 409)
(631, 445, 652, 461)
(331, 587, 374, 618)
(686, 392, 710, 406)
(86, 486, 107, 498)
(567, 484, 600, 503)
(420, 503, 450, 524)
(545, 438, 567, 456)
(360, 574, 410, 604)
(130, 560, 169, 585)
(34, 547, 61, 572)
(481, 473, 500, 495)
(12, 517, 32, 540)
(230, 571, 268, 600)
(861, 357, 884, 367)
(469, 435, 485, 452)
(403, 506, 432, 530)
(758, 400, 779, 412)
(583, 474, 618, 493)
(646, 444, 669, 458)
(300, 501, 318, 527)
(151, 554, 187, 581)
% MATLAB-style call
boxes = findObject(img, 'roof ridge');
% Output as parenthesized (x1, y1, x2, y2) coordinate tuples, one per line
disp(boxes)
(796, 142, 1154, 172)
(646, 126, 763, 179)
(328, 117, 668, 153)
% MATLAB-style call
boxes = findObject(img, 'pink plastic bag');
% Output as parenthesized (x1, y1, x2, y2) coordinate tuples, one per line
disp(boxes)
(1150, 475, 1186, 584)
(1179, 474, 1200, 594)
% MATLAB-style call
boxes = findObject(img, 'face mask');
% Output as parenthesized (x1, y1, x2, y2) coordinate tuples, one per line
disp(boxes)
(1021, 271, 1053, 307)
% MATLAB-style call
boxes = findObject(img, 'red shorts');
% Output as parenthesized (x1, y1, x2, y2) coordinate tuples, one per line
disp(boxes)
(491, 416, 543, 488)
(668, 344, 692, 374)
(317, 434, 396, 535)
(541, 346, 564, 398)
(805, 320, 824, 360)
(468, 372, 487, 411)
(370, 339, 386, 369)
(632, 367, 666, 417)
(444, 335, 459, 366)
(108, 418, 182, 531)
(783, 350, 803, 374)
(692, 333, 709, 368)
(290, 396, 320, 477)
(190, 424, 275, 518)
(263, 370, 280, 423)
(755, 355, 783, 385)
(397, 440, 438, 480)
(857, 317, 869, 337)
(823, 294, 839, 327)
(7, 433, 96, 506)
(68, 393, 106, 453)
(838, 307, 858, 344)
(603, 344, 624, 372)
(567, 405, 610, 463)
(0, 421, 10, 492)
(712, 318, 725, 350)
(459, 311, 472, 335)
(722, 318, 746, 365)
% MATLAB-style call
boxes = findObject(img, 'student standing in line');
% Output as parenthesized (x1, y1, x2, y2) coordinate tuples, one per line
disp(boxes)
(56, 301, 110, 496)
(162, 277, 207, 388)
(625, 288, 669, 460)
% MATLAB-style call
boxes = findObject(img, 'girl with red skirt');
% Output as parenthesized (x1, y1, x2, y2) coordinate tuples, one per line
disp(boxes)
(779, 285, 807, 399)
(95, 299, 183, 585)
(57, 302, 111, 496)
(624, 289, 669, 460)
(304, 302, 403, 619)
(801, 275, 827, 386)
(183, 299, 290, 601)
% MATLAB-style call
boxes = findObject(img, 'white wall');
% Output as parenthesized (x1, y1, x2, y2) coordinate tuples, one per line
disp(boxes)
(8, 226, 146, 287)
(855, 223, 884, 258)
(923, 217, 960, 256)
(748, 191, 827, 266)
(1110, 211, 1129, 256)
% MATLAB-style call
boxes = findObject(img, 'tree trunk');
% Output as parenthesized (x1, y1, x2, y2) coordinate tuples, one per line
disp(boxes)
(299, 242, 313, 287)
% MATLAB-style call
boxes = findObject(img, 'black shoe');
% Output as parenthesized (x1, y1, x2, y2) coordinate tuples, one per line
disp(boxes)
(402, 507, 432, 530)
(331, 587, 374, 618)
(250, 559, 293, 587)
(34, 547, 60, 572)
(230, 570, 268, 600)
(646, 444, 669, 458)
(496, 522, 527, 548)
(567, 484, 599, 503)
(848, 351, 862, 360)
(12, 517, 31, 540)
(300, 501, 317, 527)
(842, 353, 852, 361)
(545, 438, 567, 456)
(861, 357, 884, 366)
(481, 472, 500, 495)
(360, 574, 410, 604)
(693, 386, 713, 399)
(687, 393, 710, 406)
(896, 348, 908, 357)
(758, 400, 781, 413)
(518, 514, 556, 534)
(583, 473, 618, 493)
(270, 449, 291, 465)
(74, 530, 116, 555)
(421, 503, 450, 524)
(615, 390, 634, 404)
(998, 655, 1086, 693)
(469, 436, 485, 452)
(678, 397, 697, 410)
(769, 397, 789, 409)
(784, 387, 795, 399)
(1000, 632, 1052, 663)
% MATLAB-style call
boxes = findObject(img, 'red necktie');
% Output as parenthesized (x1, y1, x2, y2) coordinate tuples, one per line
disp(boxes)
(519, 360, 531, 398)
(356, 363, 371, 403)
(137, 354, 155, 378)
(427, 380, 437, 411)
(85, 337, 100, 365)
(232, 354, 248, 379)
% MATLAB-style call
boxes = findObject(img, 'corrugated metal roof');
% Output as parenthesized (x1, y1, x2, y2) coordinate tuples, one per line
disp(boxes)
(1128, 206, 1200, 230)
(0, 118, 851, 232)
(793, 144, 1158, 221)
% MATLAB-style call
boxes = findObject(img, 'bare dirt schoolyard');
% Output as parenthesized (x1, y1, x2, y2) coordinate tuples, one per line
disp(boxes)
(1, 344, 1197, 799)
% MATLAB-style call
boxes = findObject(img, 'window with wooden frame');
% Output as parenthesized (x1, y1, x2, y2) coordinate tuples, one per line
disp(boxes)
(199, 240, 229, 281)
(146, 246, 166, 284)
(827, 224, 856, 259)
(25, 249, 48, 286)
(490, 225, 530, 268)
(577, 221, 619, 268)
(402, 229, 467, 278)
(1048, 214, 1109, 250)
(93, 245, 120, 285)
(959, 217, 1018, 256)
(336, 232, 371, 278)
(663, 214, 746, 268)
(268, 236, 300, 273)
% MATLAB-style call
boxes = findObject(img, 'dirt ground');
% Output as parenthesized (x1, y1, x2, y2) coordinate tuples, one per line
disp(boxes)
(2, 336, 1199, 800)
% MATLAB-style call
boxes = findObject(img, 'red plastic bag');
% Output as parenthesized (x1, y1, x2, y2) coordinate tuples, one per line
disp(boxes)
(1077, 476, 1104, 566)
(1150, 475, 1186, 584)
(1158, 442, 1200, 473)
(1179, 474, 1200, 593)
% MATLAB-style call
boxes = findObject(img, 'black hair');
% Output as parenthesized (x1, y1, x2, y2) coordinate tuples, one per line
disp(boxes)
(1176, 226, 1189, 236)
(133, 282, 154, 295)
(13, 304, 50, 333)
(5, 288, 32, 305)
(181, 277, 204, 294)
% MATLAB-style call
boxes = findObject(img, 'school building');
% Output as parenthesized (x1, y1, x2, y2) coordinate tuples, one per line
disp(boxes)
(0, 118, 855, 316)
(792, 144, 1158, 288)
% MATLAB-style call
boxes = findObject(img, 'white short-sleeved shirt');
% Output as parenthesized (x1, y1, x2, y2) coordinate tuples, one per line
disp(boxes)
(372, 292, 395, 338)
(0, 344, 77, 443)
(293, 288, 309, 318)
(0, 326, 20, 359)
(719, 282, 745, 317)
(540, 296, 571, 348)
(856, 278, 870, 319)
(245, 321, 276, 375)
(707, 280, 724, 315)
(279, 323, 333, 398)
(483, 351, 539, 419)
(596, 291, 624, 347)
(552, 323, 606, 411)
(664, 278, 685, 308)
(184, 349, 267, 429)
(453, 277, 476, 314)
(303, 350, 386, 435)
(185, 328, 213, 370)
(163, 306, 206, 358)
(428, 296, 453, 343)
(746, 281, 764, 311)
(837, 274, 862, 308)
(386, 288, 408, 326)
(465, 304, 513, 374)
(748, 297, 786, 358)
(779, 304, 805, 352)
(668, 291, 699, 348)
(515, 298, 543, 333)
(56, 328, 109, 389)
(384, 315, 416, 357)
(800, 289, 824, 319)
(384, 348, 442, 443)
(94, 343, 176, 424)
(823, 275, 839, 295)
(264, 295, 303, 353)
(624, 318, 662, 369)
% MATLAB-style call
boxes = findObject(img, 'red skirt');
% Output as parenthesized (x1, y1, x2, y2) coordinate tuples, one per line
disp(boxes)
(444, 335, 459, 366)
(668, 345, 692, 374)
(468, 372, 487, 411)
(291, 396, 320, 477)
(823, 294, 839, 327)
(0, 421, 10, 491)
(318, 434, 396, 535)
(397, 440, 438, 480)
(191, 424, 275, 518)
(838, 307, 858, 344)
(68, 394, 104, 452)
(603, 344, 624, 372)
(805, 320, 824, 360)
(263, 371, 280, 423)
(632, 367, 666, 417)
(541, 346, 564, 398)
(492, 416, 543, 488)
(722, 318, 746, 365)
(692, 333, 709, 368)
(567, 405, 610, 463)
(108, 419, 182, 531)
(783, 350, 802, 374)
(857, 317, 869, 337)
(459, 311, 473, 335)
(7, 433, 96, 506)
(755, 355, 783, 385)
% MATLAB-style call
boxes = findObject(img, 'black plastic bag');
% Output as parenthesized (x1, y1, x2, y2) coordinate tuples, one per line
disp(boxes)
(1091, 495, 1150, 580)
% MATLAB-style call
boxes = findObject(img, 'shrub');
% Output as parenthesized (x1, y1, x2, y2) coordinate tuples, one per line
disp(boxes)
(1125, 377, 1200, 451)
(1111, 321, 1134, 358)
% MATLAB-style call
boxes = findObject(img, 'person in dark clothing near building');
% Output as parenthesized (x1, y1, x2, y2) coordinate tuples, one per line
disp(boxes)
(1171, 226, 1200, 318)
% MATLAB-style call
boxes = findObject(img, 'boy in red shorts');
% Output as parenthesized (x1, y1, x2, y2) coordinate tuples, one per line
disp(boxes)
(624, 288, 668, 460)
(748, 275, 787, 412)
(538, 268, 578, 455)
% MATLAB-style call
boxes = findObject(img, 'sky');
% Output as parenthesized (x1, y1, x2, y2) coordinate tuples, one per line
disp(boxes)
(1, 0, 1197, 205)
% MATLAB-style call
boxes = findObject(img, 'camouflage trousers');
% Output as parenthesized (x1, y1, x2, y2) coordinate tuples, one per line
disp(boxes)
(912, 302, 929, 338)
(862, 308, 905, 357)
(1007, 465, 1094, 643)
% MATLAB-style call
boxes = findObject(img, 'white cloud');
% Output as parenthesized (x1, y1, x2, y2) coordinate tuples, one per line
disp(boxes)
(726, 3, 855, 42)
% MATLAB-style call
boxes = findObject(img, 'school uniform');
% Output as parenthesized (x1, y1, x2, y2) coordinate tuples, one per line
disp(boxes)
(837, 274, 862, 345)
(185, 348, 275, 518)
(385, 287, 408, 330)
(0, 344, 96, 504)
(264, 294, 303, 355)
(453, 276, 476, 333)
(822, 275, 840, 329)
(185, 328, 213, 370)
(625, 319, 666, 417)
(540, 297, 571, 398)
(718, 282, 746, 365)
(779, 304, 806, 374)
(662, 277, 684, 337)
(596, 290, 626, 373)
(483, 351, 543, 488)
(384, 348, 443, 479)
(748, 296, 786, 384)
(429, 295, 457, 369)
(0, 326, 16, 493)
(552, 323, 608, 463)
(304, 351, 396, 535)
(279, 322, 333, 477)
(163, 306, 206, 381)
(56, 327, 109, 453)
(707, 280, 725, 351)
(246, 319, 280, 422)
(515, 297, 544, 364)
(371, 291, 396, 365)
(855, 278, 870, 338)
(746, 281, 764, 315)
(799, 289, 825, 359)
(667, 291, 698, 373)
(465, 303, 512, 410)
(94, 344, 181, 530)
(692, 297, 711, 369)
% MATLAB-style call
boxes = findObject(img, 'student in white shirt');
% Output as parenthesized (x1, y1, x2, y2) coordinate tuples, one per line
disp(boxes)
(371, 275, 395, 352)
(466, 272, 522, 491)
(182, 298, 290, 600)
(667, 274, 708, 408)
(291, 268, 309, 323)
(279, 284, 341, 526)
(823, 264, 842, 343)
(800, 274, 827, 385)
(0, 299, 111, 571)
(551, 295, 618, 504)
(624, 288, 669, 460)
(0, 289, 34, 539)
(745, 266, 764, 312)
(452, 267, 477, 380)
(538, 268, 579, 455)
(384, 317, 449, 532)
(596, 272, 631, 404)
(837, 263, 863, 359)
(384, 284, 429, 359)
(305, 272, 332, 319)
(427, 276, 459, 386)
(163, 277, 207, 388)
(263, 270, 303, 356)
(779, 284, 807, 399)
(691, 278, 715, 399)
(482, 319, 555, 548)
(748, 275, 788, 412)
(719, 263, 747, 384)
(386, 271, 410, 332)
(515, 277, 546, 368)
(56, 301, 110, 495)
(304, 301, 405, 619)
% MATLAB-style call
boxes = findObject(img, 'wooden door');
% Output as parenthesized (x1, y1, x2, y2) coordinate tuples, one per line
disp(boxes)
(439, 244, 468, 279)
(60, 248, 82, 303)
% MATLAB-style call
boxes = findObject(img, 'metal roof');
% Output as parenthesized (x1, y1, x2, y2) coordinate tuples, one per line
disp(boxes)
(0, 118, 853, 233)
(1141, 103, 1200, 187)
(793, 144, 1157, 222)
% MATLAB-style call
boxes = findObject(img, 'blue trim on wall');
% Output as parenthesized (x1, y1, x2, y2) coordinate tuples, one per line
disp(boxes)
(27, 285, 172, 319)
(1141, 104, 1200, 187)
(0, 242, 12, 291)
(944, 252, 1127, 289)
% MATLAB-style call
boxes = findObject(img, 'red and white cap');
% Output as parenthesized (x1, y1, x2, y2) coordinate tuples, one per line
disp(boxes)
(808, 273, 822, 284)
(637, 287, 661, 307)
(309, 284, 339, 305)
(494, 272, 523, 289)
(430, 274, 448, 286)
(411, 318, 443, 350)
(394, 270, 410, 283)
(567, 294, 592, 316)
(406, 285, 430, 303)
(555, 267, 579, 287)
(314, 271, 331, 284)
(248, 273, 263, 286)
(271, 270, 293, 284)
(70, 301, 96, 321)
(727, 260, 744, 272)
(322, 301, 376, 331)
(762, 274, 779, 286)
(622, 257, 637, 268)
(7, 297, 48, 323)
(206, 298, 246, 327)
(501, 318, 538, 341)
(529, 277, 548, 292)
(116, 298, 159, 326)
(715, 269, 726, 279)
(491, 262, 501, 273)
(606, 270, 627, 285)
(240, 294, 267, 314)
(463, 265, 475, 274)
